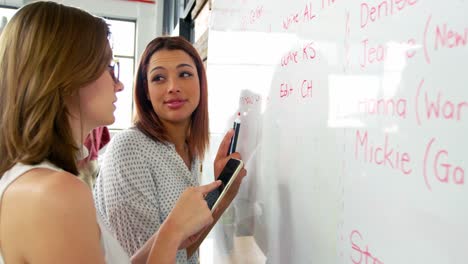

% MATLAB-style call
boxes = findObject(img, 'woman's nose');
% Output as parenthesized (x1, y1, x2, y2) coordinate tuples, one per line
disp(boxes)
(115, 81, 124, 92)
(167, 78, 181, 93)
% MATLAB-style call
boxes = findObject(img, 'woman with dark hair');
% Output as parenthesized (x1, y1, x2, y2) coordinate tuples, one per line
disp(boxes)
(0, 2, 220, 263)
(94, 36, 246, 263)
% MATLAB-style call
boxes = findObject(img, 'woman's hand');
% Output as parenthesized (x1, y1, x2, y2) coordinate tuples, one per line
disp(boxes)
(178, 228, 205, 249)
(214, 130, 247, 180)
(145, 181, 221, 264)
(163, 181, 221, 243)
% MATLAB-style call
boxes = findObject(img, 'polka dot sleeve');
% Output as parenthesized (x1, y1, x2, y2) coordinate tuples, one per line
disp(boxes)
(94, 128, 200, 264)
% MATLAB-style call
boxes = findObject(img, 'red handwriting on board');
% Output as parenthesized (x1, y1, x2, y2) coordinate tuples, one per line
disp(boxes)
(301, 80, 313, 98)
(415, 79, 468, 126)
(280, 82, 294, 98)
(355, 130, 412, 175)
(425, 92, 468, 122)
(279, 80, 313, 99)
(281, 51, 299, 66)
(280, 42, 317, 67)
(423, 138, 465, 191)
(435, 24, 468, 50)
(282, 2, 316, 30)
(358, 97, 408, 119)
(423, 14, 468, 64)
(360, 0, 418, 29)
(239, 95, 261, 106)
(350, 230, 384, 264)
(302, 42, 317, 60)
(240, 5, 264, 30)
(322, 0, 338, 9)
(355, 1, 420, 68)
(355, 79, 468, 125)
(359, 38, 417, 68)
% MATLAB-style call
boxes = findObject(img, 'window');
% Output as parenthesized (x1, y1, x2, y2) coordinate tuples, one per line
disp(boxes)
(0, 6, 17, 33)
(104, 18, 137, 130)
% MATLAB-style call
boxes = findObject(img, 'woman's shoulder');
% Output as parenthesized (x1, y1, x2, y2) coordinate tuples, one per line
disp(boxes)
(111, 127, 144, 140)
(3, 168, 104, 262)
(109, 127, 166, 151)
(3, 168, 97, 232)
(9, 168, 95, 214)
(111, 127, 159, 144)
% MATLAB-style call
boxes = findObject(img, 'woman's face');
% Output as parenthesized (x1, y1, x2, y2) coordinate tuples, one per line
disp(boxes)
(146, 49, 200, 127)
(77, 63, 124, 131)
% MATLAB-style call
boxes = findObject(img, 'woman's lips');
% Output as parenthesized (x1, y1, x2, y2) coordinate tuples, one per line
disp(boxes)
(165, 99, 187, 109)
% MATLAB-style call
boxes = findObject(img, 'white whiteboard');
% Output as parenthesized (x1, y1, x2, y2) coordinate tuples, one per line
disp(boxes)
(204, 0, 468, 263)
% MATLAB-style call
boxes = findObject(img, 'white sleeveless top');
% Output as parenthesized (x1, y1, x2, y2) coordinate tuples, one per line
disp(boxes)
(0, 161, 130, 264)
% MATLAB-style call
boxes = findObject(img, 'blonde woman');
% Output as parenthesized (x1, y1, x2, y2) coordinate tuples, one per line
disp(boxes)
(0, 2, 220, 263)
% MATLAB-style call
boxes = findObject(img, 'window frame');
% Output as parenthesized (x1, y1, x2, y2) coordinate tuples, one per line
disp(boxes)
(104, 16, 138, 131)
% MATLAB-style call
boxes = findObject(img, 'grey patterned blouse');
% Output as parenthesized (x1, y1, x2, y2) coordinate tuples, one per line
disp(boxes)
(93, 128, 200, 264)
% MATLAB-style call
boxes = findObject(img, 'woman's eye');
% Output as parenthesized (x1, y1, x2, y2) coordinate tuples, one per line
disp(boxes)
(152, 75, 164, 82)
(180, 71, 193, 78)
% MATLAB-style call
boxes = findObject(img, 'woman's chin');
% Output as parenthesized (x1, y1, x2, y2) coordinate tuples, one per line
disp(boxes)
(98, 116, 115, 127)
(108, 116, 116, 126)
(164, 116, 191, 126)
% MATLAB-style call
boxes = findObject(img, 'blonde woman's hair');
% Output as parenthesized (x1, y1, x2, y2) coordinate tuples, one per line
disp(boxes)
(0, 1, 112, 176)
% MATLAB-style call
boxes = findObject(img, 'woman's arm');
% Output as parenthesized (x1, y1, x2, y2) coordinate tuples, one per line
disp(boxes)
(131, 181, 221, 264)
(130, 231, 156, 264)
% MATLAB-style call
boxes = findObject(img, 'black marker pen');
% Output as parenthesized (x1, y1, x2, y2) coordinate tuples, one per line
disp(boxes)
(227, 112, 241, 155)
